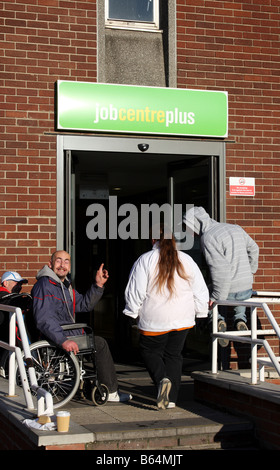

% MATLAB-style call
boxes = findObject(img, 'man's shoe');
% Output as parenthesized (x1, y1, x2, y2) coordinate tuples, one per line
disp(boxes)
(157, 378, 171, 410)
(218, 320, 229, 347)
(108, 391, 132, 402)
(236, 321, 248, 331)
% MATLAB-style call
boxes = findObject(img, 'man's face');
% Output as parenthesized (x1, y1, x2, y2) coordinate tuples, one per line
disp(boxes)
(3, 280, 21, 293)
(49, 251, 71, 281)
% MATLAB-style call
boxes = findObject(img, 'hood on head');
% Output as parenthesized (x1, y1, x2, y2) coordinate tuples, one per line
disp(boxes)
(36, 265, 64, 284)
(183, 207, 217, 235)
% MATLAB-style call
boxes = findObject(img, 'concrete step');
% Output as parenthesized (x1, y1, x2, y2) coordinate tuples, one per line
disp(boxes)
(83, 414, 256, 451)
(0, 364, 259, 451)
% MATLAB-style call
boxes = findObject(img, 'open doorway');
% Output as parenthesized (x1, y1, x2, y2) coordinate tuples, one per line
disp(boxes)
(66, 149, 218, 360)
(57, 135, 225, 362)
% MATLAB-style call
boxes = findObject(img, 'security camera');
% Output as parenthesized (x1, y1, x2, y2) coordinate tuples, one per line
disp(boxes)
(138, 143, 149, 152)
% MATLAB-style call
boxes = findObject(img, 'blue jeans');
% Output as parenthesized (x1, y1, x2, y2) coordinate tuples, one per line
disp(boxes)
(219, 289, 253, 324)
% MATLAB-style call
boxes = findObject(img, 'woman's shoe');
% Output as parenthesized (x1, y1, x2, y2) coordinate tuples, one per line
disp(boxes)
(157, 378, 171, 409)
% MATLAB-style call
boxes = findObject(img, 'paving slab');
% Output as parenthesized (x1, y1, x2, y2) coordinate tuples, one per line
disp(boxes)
(0, 362, 255, 449)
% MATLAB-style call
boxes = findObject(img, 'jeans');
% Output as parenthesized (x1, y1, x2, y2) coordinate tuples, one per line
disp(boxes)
(140, 329, 190, 403)
(219, 289, 253, 324)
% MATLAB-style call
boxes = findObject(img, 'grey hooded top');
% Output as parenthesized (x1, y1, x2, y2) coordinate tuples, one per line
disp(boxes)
(183, 207, 259, 301)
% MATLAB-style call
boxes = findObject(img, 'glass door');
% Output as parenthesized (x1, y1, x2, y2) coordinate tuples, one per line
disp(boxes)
(168, 155, 219, 258)
(64, 150, 76, 284)
(58, 135, 225, 362)
(168, 156, 220, 360)
(169, 155, 219, 218)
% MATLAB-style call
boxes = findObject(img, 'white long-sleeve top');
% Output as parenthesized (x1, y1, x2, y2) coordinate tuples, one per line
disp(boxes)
(123, 245, 209, 333)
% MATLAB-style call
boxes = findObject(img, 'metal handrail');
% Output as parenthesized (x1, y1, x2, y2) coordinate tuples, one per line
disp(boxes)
(211, 292, 280, 384)
(0, 304, 53, 416)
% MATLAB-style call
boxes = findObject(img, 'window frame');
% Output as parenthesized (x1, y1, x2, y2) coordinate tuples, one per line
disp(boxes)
(105, 0, 160, 31)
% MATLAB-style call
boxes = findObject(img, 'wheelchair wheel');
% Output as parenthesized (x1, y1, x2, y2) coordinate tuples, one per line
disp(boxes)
(91, 383, 109, 406)
(16, 340, 80, 409)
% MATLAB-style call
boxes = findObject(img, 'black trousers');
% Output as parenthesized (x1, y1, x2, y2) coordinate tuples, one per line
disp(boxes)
(139, 329, 190, 403)
(94, 336, 118, 393)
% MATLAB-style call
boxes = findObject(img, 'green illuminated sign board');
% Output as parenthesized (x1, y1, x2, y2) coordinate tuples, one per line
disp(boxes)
(57, 81, 228, 138)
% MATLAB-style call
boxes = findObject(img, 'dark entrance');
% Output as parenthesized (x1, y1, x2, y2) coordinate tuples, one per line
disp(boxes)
(64, 147, 220, 362)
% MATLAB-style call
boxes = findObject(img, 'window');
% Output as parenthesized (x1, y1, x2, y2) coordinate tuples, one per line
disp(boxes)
(105, 0, 160, 31)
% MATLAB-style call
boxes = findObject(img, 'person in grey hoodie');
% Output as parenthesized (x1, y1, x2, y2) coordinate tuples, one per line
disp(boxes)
(183, 207, 259, 346)
(32, 250, 132, 402)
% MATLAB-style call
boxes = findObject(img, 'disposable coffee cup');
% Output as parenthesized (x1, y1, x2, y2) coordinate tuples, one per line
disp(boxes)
(56, 411, 70, 432)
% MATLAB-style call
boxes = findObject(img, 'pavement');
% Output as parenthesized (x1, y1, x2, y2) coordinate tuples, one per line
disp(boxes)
(0, 357, 259, 451)
(66, 361, 256, 449)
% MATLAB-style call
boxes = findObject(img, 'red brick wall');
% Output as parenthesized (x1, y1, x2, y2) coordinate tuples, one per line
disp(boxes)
(194, 377, 280, 450)
(1, 1, 280, 358)
(177, 0, 280, 290)
(177, 1, 280, 358)
(0, 0, 97, 287)
(0, 411, 38, 450)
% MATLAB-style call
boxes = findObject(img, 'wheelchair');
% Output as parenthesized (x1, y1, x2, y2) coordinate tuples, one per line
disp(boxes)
(15, 323, 109, 409)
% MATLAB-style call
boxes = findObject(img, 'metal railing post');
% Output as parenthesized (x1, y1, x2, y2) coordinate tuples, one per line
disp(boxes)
(211, 293, 280, 384)
(8, 310, 16, 397)
(14, 307, 37, 387)
(262, 302, 280, 338)
(211, 304, 218, 374)
(250, 305, 258, 385)
(14, 345, 35, 410)
(0, 303, 53, 416)
(14, 306, 54, 416)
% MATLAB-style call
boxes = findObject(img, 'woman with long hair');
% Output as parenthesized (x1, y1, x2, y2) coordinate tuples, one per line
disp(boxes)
(123, 225, 209, 409)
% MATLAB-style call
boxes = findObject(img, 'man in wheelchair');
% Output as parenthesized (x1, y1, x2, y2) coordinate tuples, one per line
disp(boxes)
(31, 250, 132, 403)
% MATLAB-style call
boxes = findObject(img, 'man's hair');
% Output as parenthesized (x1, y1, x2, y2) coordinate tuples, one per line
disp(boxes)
(50, 250, 70, 264)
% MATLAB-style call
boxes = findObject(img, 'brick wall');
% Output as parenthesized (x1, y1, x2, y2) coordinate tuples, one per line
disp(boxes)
(0, 411, 38, 450)
(1, 1, 280, 360)
(177, 1, 280, 359)
(0, 0, 97, 287)
(194, 376, 280, 450)
(177, 0, 280, 289)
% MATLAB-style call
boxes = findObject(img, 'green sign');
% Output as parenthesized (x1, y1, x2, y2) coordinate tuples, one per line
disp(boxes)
(57, 81, 228, 138)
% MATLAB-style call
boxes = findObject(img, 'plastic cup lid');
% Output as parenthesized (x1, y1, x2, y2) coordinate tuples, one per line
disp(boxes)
(56, 411, 70, 416)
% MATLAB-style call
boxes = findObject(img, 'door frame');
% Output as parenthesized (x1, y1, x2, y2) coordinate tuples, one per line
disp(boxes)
(56, 134, 226, 251)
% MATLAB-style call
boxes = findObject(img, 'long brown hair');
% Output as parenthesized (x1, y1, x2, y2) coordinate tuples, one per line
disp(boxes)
(152, 225, 189, 296)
